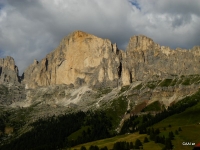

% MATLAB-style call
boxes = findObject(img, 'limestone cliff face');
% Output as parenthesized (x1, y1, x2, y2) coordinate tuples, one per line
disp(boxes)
(122, 35, 200, 85)
(22, 31, 200, 89)
(0, 56, 19, 84)
(23, 31, 123, 89)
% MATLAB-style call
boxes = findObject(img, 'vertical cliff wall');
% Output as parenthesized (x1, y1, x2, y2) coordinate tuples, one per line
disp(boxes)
(121, 35, 200, 85)
(0, 56, 19, 84)
(3, 31, 199, 89)
(23, 31, 124, 89)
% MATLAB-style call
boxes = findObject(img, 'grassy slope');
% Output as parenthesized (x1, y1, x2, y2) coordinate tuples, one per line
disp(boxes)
(70, 101, 200, 150)
(72, 133, 163, 150)
(104, 96, 128, 129)
(68, 126, 90, 141)
(153, 101, 200, 150)
(142, 101, 161, 112)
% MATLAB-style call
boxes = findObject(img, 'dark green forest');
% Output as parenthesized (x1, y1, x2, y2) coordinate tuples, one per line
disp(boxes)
(0, 111, 113, 150)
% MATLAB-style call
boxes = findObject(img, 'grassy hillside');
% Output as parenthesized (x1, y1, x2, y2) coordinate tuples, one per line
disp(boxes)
(142, 101, 162, 112)
(71, 132, 163, 150)
(152, 101, 200, 150)
(71, 92, 200, 150)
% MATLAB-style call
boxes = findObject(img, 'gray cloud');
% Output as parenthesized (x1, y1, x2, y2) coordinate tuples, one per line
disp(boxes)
(0, 0, 200, 74)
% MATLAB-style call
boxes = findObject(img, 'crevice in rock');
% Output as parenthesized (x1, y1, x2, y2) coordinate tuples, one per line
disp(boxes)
(45, 58, 48, 71)
(116, 48, 119, 55)
(0, 67, 2, 76)
(58, 59, 65, 67)
(142, 51, 145, 63)
(19, 73, 24, 83)
(129, 71, 133, 83)
(118, 62, 122, 79)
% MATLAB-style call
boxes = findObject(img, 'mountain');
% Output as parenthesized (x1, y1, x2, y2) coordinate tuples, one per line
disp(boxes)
(1, 30, 200, 149)
(23, 31, 122, 89)
(0, 30, 200, 109)
(22, 30, 200, 89)
(123, 35, 200, 82)
(0, 30, 200, 108)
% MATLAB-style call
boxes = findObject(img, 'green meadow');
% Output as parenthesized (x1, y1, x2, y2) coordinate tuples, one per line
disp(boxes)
(70, 101, 200, 150)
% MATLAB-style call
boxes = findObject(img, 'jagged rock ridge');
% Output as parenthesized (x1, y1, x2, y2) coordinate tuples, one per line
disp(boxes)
(23, 30, 200, 89)
(122, 35, 200, 85)
(1, 30, 200, 90)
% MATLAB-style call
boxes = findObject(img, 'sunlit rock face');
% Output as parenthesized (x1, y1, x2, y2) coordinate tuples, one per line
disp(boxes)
(0, 56, 19, 84)
(23, 31, 123, 89)
(1, 31, 200, 109)
(121, 35, 200, 85)
(3, 31, 200, 90)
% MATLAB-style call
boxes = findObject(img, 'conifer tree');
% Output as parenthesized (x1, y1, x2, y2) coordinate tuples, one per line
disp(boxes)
(81, 146, 87, 150)
(164, 138, 173, 150)
(135, 139, 142, 149)
(144, 137, 149, 143)
(130, 142, 134, 149)
(169, 131, 174, 140)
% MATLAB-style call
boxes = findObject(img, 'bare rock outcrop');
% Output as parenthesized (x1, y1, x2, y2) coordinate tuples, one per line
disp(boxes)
(0, 56, 19, 84)
(6, 31, 200, 90)
(122, 35, 200, 85)
(23, 31, 123, 89)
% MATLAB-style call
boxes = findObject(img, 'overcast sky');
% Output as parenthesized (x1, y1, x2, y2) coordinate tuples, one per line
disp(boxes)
(0, 0, 200, 75)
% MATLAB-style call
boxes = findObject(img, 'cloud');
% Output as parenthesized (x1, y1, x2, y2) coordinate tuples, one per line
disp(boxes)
(0, 0, 200, 74)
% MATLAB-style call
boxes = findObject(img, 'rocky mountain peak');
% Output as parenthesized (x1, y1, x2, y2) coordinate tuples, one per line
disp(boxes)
(2, 31, 200, 90)
(0, 56, 16, 71)
(0, 56, 19, 84)
(71, 30, 91, 38)
(23, 30, 122, 89)
(126, 35, 158, 52)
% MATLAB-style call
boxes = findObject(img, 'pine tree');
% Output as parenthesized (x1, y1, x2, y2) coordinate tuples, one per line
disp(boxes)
(100, 146, 108, 150)
(89, 145, 95, 150)
(81, 146, 87, 150)
(160, 136, 166, 144)
(150, 132, 155, 141)
(144, 137, 149, 143)
(169, 131, 174, 140)
(130, 142, 134, 149)
(165, 138, 173, 150)
(155, 128, 160, 135)
(135, 139, 142, 149)
(94, 145, 99, 150)
(126, 142, 130, 150)
(147, 128, 151, 135)
(175, 130, 179, 135)
(155, 135, 161, 143)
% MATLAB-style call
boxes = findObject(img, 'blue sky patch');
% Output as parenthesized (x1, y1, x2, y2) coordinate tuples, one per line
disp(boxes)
(0, 50, 5, 57)
(0, 3, 4, 10)
(129, 0, 141, 10)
